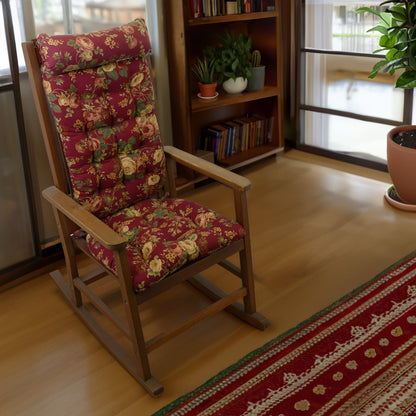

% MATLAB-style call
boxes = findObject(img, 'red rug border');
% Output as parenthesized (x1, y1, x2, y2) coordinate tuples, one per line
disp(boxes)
(151, 250, 416, 416)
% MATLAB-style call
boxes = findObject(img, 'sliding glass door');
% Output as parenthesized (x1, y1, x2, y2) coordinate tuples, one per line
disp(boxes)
(0, 0, 38, 273)
(297, 0, 413, 168)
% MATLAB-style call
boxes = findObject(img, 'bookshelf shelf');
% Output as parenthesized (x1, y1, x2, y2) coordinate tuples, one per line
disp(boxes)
(191, 85, 279, 112)
(187, 11, 278, 26)
(219, 144, 282, 167)
(164, 0, 284, 180)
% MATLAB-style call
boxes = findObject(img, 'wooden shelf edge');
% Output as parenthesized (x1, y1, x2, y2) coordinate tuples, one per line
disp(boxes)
(176, 145, 283, 192)
(187, 11, 278, 26)
(191, 86, 279, 112)
(218, 145, 283, 168)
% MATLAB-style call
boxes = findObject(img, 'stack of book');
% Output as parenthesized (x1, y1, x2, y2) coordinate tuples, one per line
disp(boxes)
(198, 114, 274, 162)
(191, 0, 274, 18)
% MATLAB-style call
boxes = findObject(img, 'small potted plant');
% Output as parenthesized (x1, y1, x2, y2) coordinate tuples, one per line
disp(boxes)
(204, 31, 252, 94)
(357, 1, 416, 207)
(247, 49, 265, 91)
(192, 56, 217, 98)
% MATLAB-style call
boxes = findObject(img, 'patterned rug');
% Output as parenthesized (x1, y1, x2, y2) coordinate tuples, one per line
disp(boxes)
(153, 252, 416, 416)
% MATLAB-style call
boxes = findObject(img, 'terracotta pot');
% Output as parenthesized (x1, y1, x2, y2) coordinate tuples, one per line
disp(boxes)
(198, 82, 217, 98)
(387, 125, 416, 204)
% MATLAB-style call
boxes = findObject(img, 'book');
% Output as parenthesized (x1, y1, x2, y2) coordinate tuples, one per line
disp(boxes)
(207, 124, 228, 160)
(226, 1, 238, 14)
(267, 0, 275, 11)
(221, 121, 237, 157)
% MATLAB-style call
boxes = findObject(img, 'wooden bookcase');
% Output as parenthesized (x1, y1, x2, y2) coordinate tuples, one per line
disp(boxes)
(164, 0, 284, 179)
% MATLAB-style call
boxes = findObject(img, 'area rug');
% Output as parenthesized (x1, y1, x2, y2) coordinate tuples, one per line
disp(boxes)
(153, 252, 416, 415)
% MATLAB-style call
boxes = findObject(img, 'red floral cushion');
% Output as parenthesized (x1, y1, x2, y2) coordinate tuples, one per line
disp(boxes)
(86, 198, 245, 292)
(37, 19, 151, 75)
(37, 19, 166, 217)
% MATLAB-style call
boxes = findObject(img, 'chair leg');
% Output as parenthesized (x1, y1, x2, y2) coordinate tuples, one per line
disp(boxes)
(240, 237, 257, 315)
(233, 188, 266, 319)
(113, 249, 164, 397)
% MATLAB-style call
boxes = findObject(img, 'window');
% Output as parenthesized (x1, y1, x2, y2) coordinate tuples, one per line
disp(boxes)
(297, 0, 412, 169)
(32, 0, 146, 35)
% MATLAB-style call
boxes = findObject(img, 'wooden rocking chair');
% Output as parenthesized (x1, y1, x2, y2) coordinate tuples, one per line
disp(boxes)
(22, 19, 269, 397)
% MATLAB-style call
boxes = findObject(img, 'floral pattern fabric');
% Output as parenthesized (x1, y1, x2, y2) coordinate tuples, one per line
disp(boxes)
(87, 198, 245, 291)
(37, 19, 166, 217)
(37, 19, 245, 292)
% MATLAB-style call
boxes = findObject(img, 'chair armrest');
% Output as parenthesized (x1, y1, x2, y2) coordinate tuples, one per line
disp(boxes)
(42, 186, 126, 251)
(163, 145, 251, 192)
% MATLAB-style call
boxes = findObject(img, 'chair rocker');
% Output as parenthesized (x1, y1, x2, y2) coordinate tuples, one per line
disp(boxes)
(22, 19, 269, 397)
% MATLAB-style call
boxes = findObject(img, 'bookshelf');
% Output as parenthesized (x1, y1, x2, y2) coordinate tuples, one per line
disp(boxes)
(164, 0, 284, 179)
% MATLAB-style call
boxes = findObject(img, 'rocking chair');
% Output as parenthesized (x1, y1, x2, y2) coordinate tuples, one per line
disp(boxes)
(22, 19, 269, 397)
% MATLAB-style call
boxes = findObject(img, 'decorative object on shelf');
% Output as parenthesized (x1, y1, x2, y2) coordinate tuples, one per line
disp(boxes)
(222, 76, 248, 94)
(357, 1, 416, 209)
(192, 56, 217, 98)
(247, 49, 265, 91)
(204, 31, 252, 95)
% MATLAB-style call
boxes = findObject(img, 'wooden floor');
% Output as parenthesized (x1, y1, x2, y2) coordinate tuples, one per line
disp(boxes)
(1, 149, 416, 416)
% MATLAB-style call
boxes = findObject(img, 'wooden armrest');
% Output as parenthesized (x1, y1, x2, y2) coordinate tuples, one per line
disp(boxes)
(164, 145, 251, 192)
(42, 186, 126, 251)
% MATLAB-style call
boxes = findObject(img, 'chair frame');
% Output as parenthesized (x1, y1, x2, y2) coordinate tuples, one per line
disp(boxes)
(22, 40, 269, 397)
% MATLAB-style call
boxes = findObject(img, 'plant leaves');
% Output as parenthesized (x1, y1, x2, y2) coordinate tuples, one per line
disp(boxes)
(396, 70, 416, 88)
(369, 59, 389, 78)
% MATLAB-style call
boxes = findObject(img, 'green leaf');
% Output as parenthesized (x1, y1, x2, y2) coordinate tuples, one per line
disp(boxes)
(356, 6, 383, 19)
(367, 25, 389, 36)
(388, 5, 407, 21)
(384, 57, 406, 73)
(368, 59, 388, 78)
(379, 33, 398, 48)
(385, 48, 401, 61)
(396, 70, 416, 88)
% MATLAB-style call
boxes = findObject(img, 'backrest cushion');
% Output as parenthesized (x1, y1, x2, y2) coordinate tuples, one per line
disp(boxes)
(36, 19, 166, 218)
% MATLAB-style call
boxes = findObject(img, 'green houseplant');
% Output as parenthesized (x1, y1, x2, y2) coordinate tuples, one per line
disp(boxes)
(247, 49, 265, 91)
(204, 31, 252, 94)
(192, 56, 217, 98)
(357, 1, 416, 207)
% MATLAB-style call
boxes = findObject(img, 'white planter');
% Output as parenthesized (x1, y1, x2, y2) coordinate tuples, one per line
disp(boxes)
(222, 77, 247, 94)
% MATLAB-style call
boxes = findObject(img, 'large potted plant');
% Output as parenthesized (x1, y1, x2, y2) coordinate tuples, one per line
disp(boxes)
(357, 1, 416, 207)
(204, 31, 252, 94)
(192, 56, 218, 99)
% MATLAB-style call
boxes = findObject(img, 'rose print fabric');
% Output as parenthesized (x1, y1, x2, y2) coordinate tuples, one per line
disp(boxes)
(37, 19, 245, 292)
(87, 198, 245, 291)
(37, 19, 165, 218)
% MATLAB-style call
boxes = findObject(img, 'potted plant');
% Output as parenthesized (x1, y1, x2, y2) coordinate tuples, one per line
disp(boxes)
(204, 31, 252, 94)
(357, 1, 416, 207)
(192, 56, 218, 98)
(247, 49, 265, 91)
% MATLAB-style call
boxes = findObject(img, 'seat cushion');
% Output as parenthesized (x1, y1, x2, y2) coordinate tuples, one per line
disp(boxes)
(86, 198, 245, 292)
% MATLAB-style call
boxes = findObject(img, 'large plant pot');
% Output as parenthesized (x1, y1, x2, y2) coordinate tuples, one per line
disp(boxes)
(247, 66, 265, 91)
(222, 77, 247, 94)
(387, 125, 416, 205)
